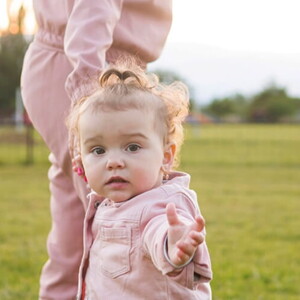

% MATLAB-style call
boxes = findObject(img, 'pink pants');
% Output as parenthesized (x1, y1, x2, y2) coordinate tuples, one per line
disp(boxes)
(21, 38, 89, 299)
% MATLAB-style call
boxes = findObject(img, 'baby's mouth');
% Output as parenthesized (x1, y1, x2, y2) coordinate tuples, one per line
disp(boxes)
(106, 176, 128, 185)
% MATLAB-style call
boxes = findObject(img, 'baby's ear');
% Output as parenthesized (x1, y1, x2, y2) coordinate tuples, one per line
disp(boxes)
(72, 154, 87, 182)
(163, 143, 176, 172)
(69, 133, 87, 181)
(72, 154, 84, 175)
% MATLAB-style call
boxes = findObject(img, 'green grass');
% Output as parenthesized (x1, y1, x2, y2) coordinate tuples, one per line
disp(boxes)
(0, 124, 299, 299)
(182, 124, 300, 300)
(0, 165, 50, 299)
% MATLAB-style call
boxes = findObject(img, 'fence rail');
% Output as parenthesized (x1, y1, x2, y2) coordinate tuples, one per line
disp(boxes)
(0, 125, 49, 165)
(1, 123, 299, 167)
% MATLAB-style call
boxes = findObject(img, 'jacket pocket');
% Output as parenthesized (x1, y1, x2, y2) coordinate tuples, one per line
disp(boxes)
(97, 227, 131, 278)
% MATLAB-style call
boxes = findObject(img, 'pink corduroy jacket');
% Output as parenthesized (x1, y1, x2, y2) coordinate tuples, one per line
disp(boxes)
(78, 172, 213, 300)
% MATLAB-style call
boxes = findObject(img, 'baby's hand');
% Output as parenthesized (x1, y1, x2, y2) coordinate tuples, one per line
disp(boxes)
(166, 203, 205, 267)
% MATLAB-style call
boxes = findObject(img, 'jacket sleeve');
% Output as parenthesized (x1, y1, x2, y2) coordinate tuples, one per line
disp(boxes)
(64, 0, 124, 102)
(141, 193, 213, 289)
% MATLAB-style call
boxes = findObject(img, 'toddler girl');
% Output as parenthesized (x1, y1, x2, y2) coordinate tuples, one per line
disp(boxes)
(68, 61, 212, 299)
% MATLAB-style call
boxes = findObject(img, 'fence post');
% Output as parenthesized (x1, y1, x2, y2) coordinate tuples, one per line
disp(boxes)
(15, 88, 24, 132)
(25, 124, 34, 164)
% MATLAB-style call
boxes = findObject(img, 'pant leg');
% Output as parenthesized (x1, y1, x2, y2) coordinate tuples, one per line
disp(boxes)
(21, 41, 89, 299)
(38, 153, 85, 300)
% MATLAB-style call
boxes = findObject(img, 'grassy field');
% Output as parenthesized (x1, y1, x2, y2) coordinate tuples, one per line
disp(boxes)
(0, 124, 299, 299)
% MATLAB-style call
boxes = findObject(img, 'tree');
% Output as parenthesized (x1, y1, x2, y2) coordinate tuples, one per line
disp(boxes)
(202, 94, 248, 121)
(153, 69, 197, 111)
(248, 84, 299, 122)
(0, 3, 30, 117)
(0, 33, 29, 115)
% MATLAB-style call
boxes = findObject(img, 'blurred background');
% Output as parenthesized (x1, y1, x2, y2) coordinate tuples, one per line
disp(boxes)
(0, 0, 299, 299)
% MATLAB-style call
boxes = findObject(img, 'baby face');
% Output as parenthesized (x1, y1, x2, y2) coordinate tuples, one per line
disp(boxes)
(79, 108, 173, 202)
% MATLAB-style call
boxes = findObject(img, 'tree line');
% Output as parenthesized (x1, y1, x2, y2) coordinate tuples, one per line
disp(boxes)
(153, 70, 300, 123)
(201, 85, 300, 123)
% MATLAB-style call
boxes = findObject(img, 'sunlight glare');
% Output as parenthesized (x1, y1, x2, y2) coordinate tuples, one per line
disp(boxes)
(0, 0, 35, 35)
(23, 0, 36, 34)
(0, 1, 9, 31)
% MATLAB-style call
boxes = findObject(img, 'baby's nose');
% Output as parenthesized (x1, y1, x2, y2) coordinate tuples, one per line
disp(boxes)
(106, 156, 125, 169)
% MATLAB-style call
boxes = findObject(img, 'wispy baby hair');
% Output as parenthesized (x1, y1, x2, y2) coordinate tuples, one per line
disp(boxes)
(67, 58, 189, 168)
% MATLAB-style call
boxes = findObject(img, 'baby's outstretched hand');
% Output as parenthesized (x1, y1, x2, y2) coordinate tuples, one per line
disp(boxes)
(166, 203, 205, 267)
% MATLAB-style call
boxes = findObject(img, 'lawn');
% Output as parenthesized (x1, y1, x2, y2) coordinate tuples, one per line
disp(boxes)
(0, 124, 299, 299)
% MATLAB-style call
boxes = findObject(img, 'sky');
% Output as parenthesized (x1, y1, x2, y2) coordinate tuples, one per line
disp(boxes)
(1, 0, 300, 105)
(150, 0, 300, 105)
(168, 0, 300, 54)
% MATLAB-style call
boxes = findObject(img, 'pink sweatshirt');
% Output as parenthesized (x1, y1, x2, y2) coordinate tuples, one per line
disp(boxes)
(32, 0, 172, 102)
(78, 172, 212, 299)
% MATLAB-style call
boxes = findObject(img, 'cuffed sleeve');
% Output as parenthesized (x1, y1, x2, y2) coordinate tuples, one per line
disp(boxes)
(142, 213, 175, 275)
(193, 242, 213, 285)
(141, 192, 213, 290)
(64, 0, 124, 102)
(163, 236, 193, 269)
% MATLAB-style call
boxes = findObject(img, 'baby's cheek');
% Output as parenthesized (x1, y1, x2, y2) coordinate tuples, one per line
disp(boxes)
(135, 169, 162, 190)
(85, 168, 100, 188)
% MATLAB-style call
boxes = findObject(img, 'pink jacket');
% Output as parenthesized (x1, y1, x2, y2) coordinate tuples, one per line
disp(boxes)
(78, 172, 212, 299)
(32, 0, 172, 102)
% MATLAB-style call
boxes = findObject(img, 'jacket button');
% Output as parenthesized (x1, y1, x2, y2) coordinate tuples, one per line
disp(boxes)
(94, 201, 101, 209)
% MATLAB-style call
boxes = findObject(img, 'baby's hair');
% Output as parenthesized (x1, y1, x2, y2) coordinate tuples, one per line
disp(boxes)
(67, 57, 189, 168)
(100, 69, 143, 86)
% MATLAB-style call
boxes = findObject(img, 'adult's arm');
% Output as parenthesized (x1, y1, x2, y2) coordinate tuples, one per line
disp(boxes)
(64, 0, 124, 102)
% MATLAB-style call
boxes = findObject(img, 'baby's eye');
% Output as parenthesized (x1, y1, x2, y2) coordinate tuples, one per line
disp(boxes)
(92, 147, 105, 155)
(126, 144, 141, 152)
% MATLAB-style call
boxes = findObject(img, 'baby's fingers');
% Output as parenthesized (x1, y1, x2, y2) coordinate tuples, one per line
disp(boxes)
(173, 248, 191, 266)
(166, 203, 181, 226)
(189, 231, 205, 246)
(194, 215, 205, 233)
(176, 232, 202, 254)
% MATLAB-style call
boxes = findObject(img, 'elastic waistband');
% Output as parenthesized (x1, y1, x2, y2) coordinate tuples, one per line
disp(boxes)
(33, 29, 147, 68)
(34, 29, 64, 51)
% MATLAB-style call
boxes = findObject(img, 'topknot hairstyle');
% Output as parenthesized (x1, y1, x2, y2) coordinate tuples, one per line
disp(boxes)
(67, 57, 190, 168)
(99, 69, 143, 86)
